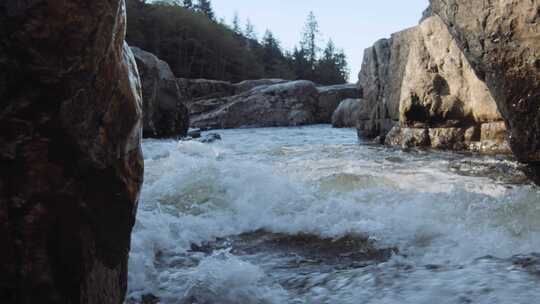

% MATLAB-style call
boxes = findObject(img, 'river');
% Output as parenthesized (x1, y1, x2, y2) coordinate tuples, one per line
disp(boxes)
(127, 125, 540, 304)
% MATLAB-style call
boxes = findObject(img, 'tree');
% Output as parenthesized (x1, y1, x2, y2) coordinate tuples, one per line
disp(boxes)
(314, 39, 349, 84)
(232, 12, 241, 34)
(300, 11, 321, 69)
(195, 0, 215, 21)
(183, 0, 193, 9)
(244, 18, 257, 41)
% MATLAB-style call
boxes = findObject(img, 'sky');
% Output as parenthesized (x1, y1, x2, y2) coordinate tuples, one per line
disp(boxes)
(211, 0, 429, 82)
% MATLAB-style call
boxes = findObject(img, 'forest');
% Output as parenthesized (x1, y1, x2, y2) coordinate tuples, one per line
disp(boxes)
(126, 0, 350, 84)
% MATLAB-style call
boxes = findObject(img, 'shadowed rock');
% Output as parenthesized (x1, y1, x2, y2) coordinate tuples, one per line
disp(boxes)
(132, 47, 189, 138)
(0, 1, 144, 303)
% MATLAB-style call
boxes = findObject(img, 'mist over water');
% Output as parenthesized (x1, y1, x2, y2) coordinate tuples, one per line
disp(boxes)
(128, 125, 540, 304)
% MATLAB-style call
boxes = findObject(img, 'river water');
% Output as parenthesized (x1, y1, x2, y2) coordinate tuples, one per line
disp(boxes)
(127, 125, 540, 304)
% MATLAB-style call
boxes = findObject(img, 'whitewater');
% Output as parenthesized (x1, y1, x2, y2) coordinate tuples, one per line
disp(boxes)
(127, 125, 540, 304)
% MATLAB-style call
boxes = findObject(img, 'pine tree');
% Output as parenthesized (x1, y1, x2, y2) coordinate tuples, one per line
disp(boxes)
(195, 0, 215, 21)
(300, 11, 321, 69)
(232, 12, 241, 34)
(314, 39, 349, 84)
(183, 0, 193, 9)
(244, 19, 257, 41)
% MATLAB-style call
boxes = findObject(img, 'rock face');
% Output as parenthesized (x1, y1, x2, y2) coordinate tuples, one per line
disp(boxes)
(358, 15, 510, 153)
(191, 80, 320, 129)
(189, 80, 360, 130)
(332, 99, 370, 128)
(316, 84, 362, 123)
(0, 1, 143, 303)
(132, 47, 189, 138)
(429, 0, 540, 181)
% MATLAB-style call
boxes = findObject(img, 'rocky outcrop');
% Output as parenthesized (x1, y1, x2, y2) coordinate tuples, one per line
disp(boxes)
(189, 80, 360, 129)
(429, 0, 540, 181)
(316, 84, 362, 123)
(132, 47, 189, 138)
(0, 1, 143, 303)
(234, 79, 288, 93)
(332, 99, 370, 128)
(191, 80, 320, 129)
(358, 15, 510, 153)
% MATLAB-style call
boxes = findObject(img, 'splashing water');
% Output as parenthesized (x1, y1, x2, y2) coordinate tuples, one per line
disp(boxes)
(128, 125, 540, 304)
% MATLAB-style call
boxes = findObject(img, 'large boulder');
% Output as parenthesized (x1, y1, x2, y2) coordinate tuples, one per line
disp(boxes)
(332, 99, 370, 128)
(358, 15, 509, 153)
(191, 80, 320, 129)
(429, 0, 540, 182)
(0, 1, 144, 303)
(316, 84, 362, 123)
(234, 79, 288, 93)
(132, 47, 189, 138)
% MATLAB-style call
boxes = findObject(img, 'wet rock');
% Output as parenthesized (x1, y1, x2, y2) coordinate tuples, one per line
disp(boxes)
(191, 80, 320, 130)
(316, 84, 362, 123)
(332, 99, 369, 128)
(430, 0, 540, 182)
(187, 129, 202, 139)
(0, 1, 144, 303)
(198, 133, 222, 143)
(385, 126, 431, 148)
(132, 47, 189, 138)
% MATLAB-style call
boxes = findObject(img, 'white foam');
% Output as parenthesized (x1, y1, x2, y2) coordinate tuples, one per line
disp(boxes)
(129, 126, 540, 303)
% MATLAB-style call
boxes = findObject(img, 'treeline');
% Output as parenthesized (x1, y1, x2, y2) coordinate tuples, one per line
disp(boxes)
(126, 0, 349, 84)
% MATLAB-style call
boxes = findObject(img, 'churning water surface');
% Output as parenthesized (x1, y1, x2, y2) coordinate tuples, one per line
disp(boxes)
(127, 125, 540, 304)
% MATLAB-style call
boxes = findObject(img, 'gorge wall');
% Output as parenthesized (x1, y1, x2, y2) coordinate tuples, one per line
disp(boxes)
(0, 1, 144, 303)
(358, 15, 509, 153)
(429, 0, 540, 182)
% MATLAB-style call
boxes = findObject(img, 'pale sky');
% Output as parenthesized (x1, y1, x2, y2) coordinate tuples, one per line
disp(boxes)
(211, 0, 429, 82)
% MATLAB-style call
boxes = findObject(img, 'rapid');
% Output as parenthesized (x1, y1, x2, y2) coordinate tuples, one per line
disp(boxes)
(127, 125, 540, 304)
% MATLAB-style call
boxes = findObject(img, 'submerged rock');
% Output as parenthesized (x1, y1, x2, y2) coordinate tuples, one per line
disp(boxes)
(0, 1, 144, 303)
(132, 47, 189, 138)
(198, 133, 222, 143)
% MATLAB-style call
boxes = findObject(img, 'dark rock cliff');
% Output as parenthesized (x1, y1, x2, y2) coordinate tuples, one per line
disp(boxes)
(0, 1, 144, 303)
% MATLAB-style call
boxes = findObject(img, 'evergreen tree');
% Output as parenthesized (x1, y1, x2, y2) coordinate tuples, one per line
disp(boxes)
(182, 0, 193, 9)
(232, 12, 241, 34)
(195, 0, 215, 21)
(314, 39, 349, 84)
(244, 19, 257, 41)
(260, 30, 284, 77)
(300, 11, 321, 68)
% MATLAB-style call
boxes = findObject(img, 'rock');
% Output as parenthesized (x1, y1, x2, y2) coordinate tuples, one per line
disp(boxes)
(385, 127, 431, 148)
(234, 79, 288, 93)
(316, 84, 362, 123)
(178, 78, 237, 100)
(177, 78, 237, 115)
(187, 129, 202, 139)
(358, 15, 509, 153)
(132, 47, 189, 138)
(0, 1, 144, 303)
(332, 99, 369, 128)
(191, 80, 319, 129)
(430, 0, 540, 180)
(198, 133, 222, 143)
